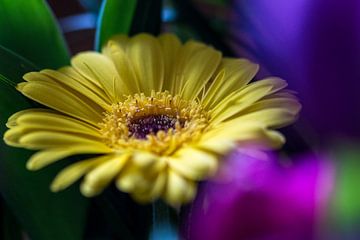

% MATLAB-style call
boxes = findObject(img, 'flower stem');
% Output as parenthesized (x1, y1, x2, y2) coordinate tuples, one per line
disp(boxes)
(150, 201, 178, 240)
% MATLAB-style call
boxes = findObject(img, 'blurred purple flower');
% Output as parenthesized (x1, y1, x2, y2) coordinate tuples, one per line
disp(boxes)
(230, 0, 360, 141)
(185, 150, 334, 240)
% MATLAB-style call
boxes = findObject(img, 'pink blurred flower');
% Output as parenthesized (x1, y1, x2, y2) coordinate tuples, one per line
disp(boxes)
(185, 150, 334, 240)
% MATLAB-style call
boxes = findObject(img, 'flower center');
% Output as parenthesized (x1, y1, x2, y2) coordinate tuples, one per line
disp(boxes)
(99, 91, 209, 155)
(128, 114, 184, 139)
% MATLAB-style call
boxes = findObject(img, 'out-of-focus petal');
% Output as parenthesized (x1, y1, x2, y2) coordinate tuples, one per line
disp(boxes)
(185, 149, 335, 240)
(231, 0, 360, 140)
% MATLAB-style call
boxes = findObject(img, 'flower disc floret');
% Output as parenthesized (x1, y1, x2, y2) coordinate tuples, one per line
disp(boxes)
(100, 91, 209, 155)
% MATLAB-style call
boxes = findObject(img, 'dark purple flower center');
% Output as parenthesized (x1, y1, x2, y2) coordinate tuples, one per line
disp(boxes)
(128, 115, 183, 139)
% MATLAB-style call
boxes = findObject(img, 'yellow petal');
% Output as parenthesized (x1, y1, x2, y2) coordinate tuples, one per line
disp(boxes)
(158, 33, 182, 93)
(116, 163, 150, 193)
(51, 155, 110, 192)
(107, 35, 129, 51)
(81, 153, 130, 197)
(210, 78, 288, 124)
(15, 111, 101, 137)
(179, 45, 222, 100)
(198, 139, 236, 155)
(202, 58, 259, 108)
(199, 123, 285, 154)
(18, 131, 106, 150)
(4, 110, 102, 148)
(41, 69, 111, 110)
(132, 171, 166, 203)
(27, 145, 112, 170)
(168, 148, 218, 180)
(17, 81, 103, 125)
(127, 34, 164, 93)
(171, 41, 207, 93)
(59, 66, 106, 96)
(117, 154, 166, 194)
(23, 71, 57, 84)
(71, 52, 130, 101)
(25, 70, 109, 108)
(3, 127, 26, 147)
(150, 172, 167, 199)
(223, 108, 297, 129)
(102, 40, 140, 93)
(131, 151, 167, 176)
(163, 170, 197, 206)
(132, 151, 158, 168)
(6, 108, 49, 128)
(243, 97, 301, 116)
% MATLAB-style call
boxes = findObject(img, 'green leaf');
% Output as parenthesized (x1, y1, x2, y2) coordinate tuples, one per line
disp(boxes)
(0, 0, 70, 68)
(0, 47, 89, 240)
(95, 0, 138, 50)
(0, 45, 39, 87)
(95, 0, 163, 50)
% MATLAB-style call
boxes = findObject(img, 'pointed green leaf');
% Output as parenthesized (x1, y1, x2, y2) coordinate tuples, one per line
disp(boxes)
(95, 0, 138, 50)
(0, 46, 89, 240)
(0, 0, 70, 68)
(95, 0, 163, 50)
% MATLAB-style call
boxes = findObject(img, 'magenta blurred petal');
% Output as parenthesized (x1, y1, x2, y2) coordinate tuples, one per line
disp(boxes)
(231, 0, 360, 140)
(186, 150, 334, 240)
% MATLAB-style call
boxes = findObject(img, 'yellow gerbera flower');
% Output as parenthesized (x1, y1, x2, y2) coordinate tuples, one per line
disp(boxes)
(3, 33, 300, 206)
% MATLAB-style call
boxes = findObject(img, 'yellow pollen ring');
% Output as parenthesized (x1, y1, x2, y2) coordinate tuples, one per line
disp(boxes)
(99, 91, 209, 155)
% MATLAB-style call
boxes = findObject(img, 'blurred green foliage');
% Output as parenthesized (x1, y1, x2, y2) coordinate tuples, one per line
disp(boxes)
(0, 45, 89, 240)
(95, 0, 137, 50)
(333, 147, 360, 227)
(0, 0, 69, 68)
